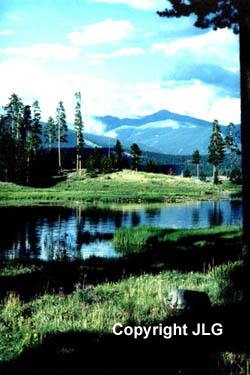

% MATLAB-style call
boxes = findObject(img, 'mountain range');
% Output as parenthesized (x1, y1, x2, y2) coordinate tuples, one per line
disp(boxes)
(48, 109, 240, 155)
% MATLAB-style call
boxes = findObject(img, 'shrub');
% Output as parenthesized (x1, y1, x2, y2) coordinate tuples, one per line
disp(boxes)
(229, 168, 242, 185)
(199, 171, 207, 182)
(183, 168, 191, 178)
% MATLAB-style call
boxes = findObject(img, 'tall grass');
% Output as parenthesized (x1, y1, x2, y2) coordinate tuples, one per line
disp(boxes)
(0, 260, 243, 362)
(113, 225, 242, 254)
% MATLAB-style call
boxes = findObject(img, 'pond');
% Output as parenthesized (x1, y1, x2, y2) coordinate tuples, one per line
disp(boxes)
(0, 198, 242, 261)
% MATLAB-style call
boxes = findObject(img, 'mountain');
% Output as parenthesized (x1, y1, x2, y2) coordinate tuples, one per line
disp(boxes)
(41, 127, 159, 153)
(41, 109, 240, 155)
(94, 110, 240, 155)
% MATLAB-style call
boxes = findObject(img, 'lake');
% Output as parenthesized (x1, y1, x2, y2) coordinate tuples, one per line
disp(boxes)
(0, 198, 242, 261)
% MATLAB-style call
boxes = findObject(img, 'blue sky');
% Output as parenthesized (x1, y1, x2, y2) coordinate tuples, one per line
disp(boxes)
(0, 0, 240, 133)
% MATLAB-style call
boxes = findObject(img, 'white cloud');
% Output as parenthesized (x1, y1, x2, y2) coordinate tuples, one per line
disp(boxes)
(208, 97, 240, 124)
(144, 32, 157, 37)
(84, 116, 107, 135)
(1, 43, 82, 61)
(85, 47, 145, 64)
(8, 13, 23, 22)
(0, 30, 14, 35)
(92, 0, 167, 10)
(0, 55, 240, 127)
(151, 29, 239, 69)
(67, 18, 135, 46)
(113, 81, 240, 124)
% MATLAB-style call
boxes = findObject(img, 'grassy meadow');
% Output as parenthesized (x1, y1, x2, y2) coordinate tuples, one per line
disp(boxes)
(0, 169, 241, 206)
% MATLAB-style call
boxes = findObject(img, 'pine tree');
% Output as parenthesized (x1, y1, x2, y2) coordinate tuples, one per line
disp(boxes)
(114, 140, 123, 170)
(225, 122, 241, 170)
(208, 120, 225, 184)
(31, 100, 42, 149)
(157, 0, 250, 295)
(74, 92, 84, 173)
(21, 105, 32, 144)
(26, 101, 42, 181)
(4, 93, 24, 139)
(131, 143, 142, 171)
(56, 101, 68, 170)
(44, 117, 57, 152)
(192, 149, 201, 179)
(0, 115, 17, 181)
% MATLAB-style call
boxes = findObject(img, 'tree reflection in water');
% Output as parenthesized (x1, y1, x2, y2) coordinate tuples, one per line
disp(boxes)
(0, 200, 242, 261)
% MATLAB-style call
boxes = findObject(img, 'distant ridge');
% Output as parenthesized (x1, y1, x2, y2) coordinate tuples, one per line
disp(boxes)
(94, 109, 240, 155)
(41, 109, 240, 155)
(95, 109, 215, 130)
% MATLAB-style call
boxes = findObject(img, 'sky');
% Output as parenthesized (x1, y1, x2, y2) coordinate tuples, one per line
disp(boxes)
(0, 0, 240, 133)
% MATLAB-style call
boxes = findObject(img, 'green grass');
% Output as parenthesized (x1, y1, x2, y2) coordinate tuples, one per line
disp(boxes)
(113, 225, 242, 255)
(0, 170, 241, 206)
(0, 260, 243, 362)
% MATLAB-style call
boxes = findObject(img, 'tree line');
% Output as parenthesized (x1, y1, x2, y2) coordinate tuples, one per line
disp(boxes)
(186, 119, 241, 184)
(0, 93, 144, 185)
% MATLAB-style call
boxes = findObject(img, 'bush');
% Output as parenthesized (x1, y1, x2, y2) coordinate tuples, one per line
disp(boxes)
(229, 168, 242, 185)
(183, 168, 191, 178)
(199, 171, 207, 182)
(144, 160, 161, 173)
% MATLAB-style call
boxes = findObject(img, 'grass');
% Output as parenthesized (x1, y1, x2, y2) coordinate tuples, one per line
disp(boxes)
(113, 225, 242, 250)
(0, 170, 241, 206)
(113, 226, 242, 274)
(0, 260, 244, 363)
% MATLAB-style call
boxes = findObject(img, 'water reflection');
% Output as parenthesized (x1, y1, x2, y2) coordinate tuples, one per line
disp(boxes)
(0, 199, 242, 261)
(191, 204, 200, 227)
(208, 201, 224, 227)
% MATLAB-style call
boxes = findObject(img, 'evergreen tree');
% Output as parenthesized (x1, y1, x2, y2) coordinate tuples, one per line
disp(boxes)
(31, 100, 42, 148)
(4, 93, 24, 139)
(74, 92, 84, 173)
(131, 143, 142, 171)
(192, 149, 201, 178)
(157, 0, 250, 297)
(208, 120, 225, 184)
(25, 101, 42, 183)
(21, 105, 31, 144)
(225, 122, 241, 170)
(114, 140, 123, 170)
(56, 101, 68, 170)
(44, 116, 57, 152)
(0, 115, 17, 181)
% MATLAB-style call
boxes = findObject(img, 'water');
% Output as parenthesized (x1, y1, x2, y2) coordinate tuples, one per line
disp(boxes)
(0, 199, 242, 261)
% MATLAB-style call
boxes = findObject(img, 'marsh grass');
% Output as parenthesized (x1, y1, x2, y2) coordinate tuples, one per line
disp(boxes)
(113, 225, 242, 268)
